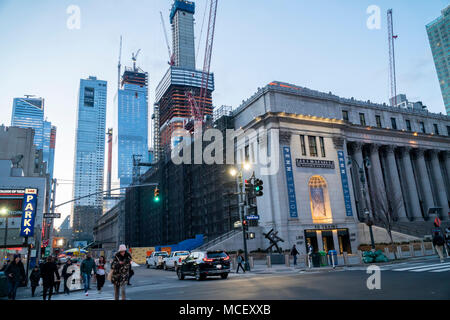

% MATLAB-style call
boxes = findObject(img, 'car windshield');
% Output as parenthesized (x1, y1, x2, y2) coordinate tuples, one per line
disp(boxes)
(156, 252, 168, 256)
(175, 252, 189, 256)
(206, 252, 228, 259)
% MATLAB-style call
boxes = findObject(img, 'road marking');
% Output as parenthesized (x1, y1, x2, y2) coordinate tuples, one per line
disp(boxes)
(430, 267, 450, 273)
(392, 262, 450, 271)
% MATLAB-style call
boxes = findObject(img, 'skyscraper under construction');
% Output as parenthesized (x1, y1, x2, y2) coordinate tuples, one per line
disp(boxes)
(155, 0, 214, 152)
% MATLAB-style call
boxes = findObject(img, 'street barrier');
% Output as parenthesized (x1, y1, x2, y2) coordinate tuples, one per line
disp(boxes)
(285, 254, 290, 267)
(384, 248, 390, 260)
(409, 244, 415, 257)
(266, 255, 271, 268)
(343, 252, 349, 266)
(396, 246, 402, 258)
(249, 256, 254, 269)
(420, 241, 425, 256)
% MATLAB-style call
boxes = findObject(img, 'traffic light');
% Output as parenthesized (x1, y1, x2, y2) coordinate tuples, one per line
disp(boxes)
(244, 179, 253, 194)
(254, 179, 263, 197)
(242, 219, 249, 231)
(154, 187, 160, 202)
(246, 232, 255, 240)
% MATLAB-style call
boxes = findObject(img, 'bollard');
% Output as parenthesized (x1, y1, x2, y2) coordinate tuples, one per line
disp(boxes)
(266, 255, 271, 268)
(409, 244, 415, 257)
(232, 257, 237, 270)
(384, 248, 390, 260)
(396, 246, 402, 259)
(249, 256, 254, 269)
(420, 241, 425, 256)
(358, 250, 363, 264)
(343, 252, 349, 266)
(285, 254, 290, 267)
(331, 253, 335, 268)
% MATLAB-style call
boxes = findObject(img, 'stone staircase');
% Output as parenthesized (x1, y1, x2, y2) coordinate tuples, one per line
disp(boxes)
(373, 219, 450, 239)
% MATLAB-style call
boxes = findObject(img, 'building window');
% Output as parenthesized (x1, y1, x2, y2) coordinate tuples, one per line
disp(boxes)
(359, 113, 366, 126)
(308, 136, 318, 157)
(390, 117, 397, 130)
(420, 121, 426, 133)
(308, 175, 332, 222)
(342, 110, 349, 121)
(319, 137, 326, 157)
(300, 135, 306, 156)
(433, 124, 439, 135)
(405, 119, 412, 131)
(375, 115, 382, 128)
(84, 87, 95, 107)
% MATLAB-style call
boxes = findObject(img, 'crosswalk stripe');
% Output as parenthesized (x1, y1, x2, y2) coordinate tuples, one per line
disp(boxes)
(430, 267, 450, 273)
(409, 264, 450, 272)
(393, 262, 450, 271)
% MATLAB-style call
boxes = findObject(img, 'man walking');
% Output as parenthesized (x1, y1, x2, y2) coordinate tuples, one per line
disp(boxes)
(307, 242, 313, 268)
(290, 244, 299, 266)
(40, 256, 60, 300)
(236, 252, 245, 273)
(433, 231, 446, 263)
(61, 258, 75, 295)
(80, 253, 96, 296)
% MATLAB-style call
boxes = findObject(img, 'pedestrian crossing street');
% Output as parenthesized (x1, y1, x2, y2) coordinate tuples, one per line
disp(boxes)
(389, 261, 450, 273)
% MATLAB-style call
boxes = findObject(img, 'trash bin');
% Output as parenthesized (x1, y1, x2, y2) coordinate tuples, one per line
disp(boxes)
(328, 250, 338, 266)
(311, 253, 320, 268)
(319, 251, 328, 266)
(0, 272, 7, 297)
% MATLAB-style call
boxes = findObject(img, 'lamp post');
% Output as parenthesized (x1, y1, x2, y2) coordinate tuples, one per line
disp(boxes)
(1, 207, 9, 264)
(229, 162, 251, 271)
(348, 156, 376, 250)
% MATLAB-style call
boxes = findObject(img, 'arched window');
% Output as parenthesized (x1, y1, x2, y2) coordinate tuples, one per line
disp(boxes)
(309, 175, 332, 222)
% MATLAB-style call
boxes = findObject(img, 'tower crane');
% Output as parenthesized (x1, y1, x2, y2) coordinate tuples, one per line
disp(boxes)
(387, 9, 398, 106)
(132, 49, 141, 71)
(117, 35, 122, 90)
(185, 0, 218, 131)
(160, 11, 175, 66)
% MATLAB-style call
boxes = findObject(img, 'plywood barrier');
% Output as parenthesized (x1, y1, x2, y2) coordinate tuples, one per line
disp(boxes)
(129, 247, 155, 264)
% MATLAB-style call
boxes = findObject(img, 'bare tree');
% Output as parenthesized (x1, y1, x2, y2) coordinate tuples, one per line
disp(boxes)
(370, 187, 403, 258)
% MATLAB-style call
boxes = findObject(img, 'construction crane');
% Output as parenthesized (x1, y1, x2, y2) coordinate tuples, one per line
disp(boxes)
(118, 35, 122, 90)
(387, 9, 398, 106)
(132, 49, 141, 71)
(160, 11, 175, 66)
(185, 0, 218, 131)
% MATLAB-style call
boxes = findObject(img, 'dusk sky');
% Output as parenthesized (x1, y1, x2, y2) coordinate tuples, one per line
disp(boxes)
(0, 0, 447, 227)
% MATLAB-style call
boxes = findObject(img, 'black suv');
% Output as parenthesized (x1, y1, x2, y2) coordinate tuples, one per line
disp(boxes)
(177, 250, 230, 280)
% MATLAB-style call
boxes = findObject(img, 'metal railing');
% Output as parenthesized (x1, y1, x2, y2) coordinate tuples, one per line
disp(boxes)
(195, 229, 241, 251)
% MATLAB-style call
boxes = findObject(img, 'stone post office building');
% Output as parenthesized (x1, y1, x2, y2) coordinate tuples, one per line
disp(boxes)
(233, 81, 450, 255)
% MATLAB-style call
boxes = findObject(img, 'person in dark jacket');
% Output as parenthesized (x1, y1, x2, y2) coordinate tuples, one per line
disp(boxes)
(111, 244, 132, 300)
(432, 231, 446, 263)
(61, 258, 75, 295)
(29, 265, 41, 297)
(290, 245, 299, 266)
(5, 254, 25, 300)
(80, 253, 96, 296)
(236, 252, 245, 273)
(40, 256, 60, 300)
(53, 258, 61, 294)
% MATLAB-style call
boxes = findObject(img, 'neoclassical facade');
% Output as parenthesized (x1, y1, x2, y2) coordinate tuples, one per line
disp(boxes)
(233, 81, 450, 254)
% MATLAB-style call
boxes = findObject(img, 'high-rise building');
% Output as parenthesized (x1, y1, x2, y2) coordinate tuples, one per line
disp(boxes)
(72, 76, 107, 243)
(426, 5, 450, 115)
(11, 97, 45, 149)
(113, 68, 149, 189)
(155, 0, 214, 150)
(11, 97, 56, 180)
(170, 0, 196, 69)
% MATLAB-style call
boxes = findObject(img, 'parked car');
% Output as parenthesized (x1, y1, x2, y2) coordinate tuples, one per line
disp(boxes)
(177, 250, 230, 281)
(163, 251, 190, 270)
(146, 251, 169, 269)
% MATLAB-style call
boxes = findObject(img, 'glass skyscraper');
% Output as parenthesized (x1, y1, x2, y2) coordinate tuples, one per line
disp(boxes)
(11, 97, 45, 149)
(426, 5, 450, 115)
(72, 76, 107, 242)
(114, 69, 149, 189)
(11, 97, 56, 179)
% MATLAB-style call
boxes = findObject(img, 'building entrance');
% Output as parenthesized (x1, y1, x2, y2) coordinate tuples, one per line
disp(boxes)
(304, 228, 351, 254)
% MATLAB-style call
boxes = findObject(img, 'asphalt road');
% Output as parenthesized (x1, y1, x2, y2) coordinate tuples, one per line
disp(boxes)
(21, 258, 449, 300)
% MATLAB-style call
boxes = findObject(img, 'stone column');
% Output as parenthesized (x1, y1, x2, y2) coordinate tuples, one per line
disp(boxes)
(368, 144, 388, 218)
(413, 148, 434, 217)
(443, 151, 450, 197)
(316, 230, 323, 252)
(384, 145, 408, 221)
(429, 150, 449, 220)
(399, 147, 423, 220)
(350, 142, 372, 217)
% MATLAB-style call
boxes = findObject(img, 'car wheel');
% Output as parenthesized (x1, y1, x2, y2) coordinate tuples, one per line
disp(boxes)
(220, 273, 228, 279)
(195, 268, 203, 281)
(163, 263, 167, 270)
(154, 262, 157, 269)
(146, 263, 149, 269)
(177, 268, 184, 280)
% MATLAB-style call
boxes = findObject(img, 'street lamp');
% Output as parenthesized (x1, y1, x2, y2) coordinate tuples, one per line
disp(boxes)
(229, 161, 252, 271)
(1, 207, 9, 264)
(348, 157, 376, 250)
